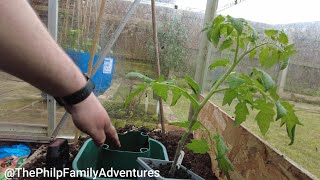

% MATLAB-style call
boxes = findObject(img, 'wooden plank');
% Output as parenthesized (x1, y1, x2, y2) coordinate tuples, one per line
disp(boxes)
(0, 123, 47, 136)
(0, 134, 49, 143)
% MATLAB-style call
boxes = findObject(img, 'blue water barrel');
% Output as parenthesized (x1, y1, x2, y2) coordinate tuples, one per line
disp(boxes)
(66, 50, 116, 96)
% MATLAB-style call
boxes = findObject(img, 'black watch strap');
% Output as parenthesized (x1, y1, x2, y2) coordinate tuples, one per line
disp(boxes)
(54, 74, 95, 106)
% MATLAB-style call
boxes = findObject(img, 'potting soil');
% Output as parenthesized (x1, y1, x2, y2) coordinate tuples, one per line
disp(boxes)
(13, 125, 217, 180)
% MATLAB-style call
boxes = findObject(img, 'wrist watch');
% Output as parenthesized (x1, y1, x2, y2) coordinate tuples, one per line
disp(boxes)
(54, 74, 95, 106)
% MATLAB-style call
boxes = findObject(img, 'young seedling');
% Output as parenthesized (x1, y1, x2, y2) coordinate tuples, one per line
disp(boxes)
(125, 15, 300, 179)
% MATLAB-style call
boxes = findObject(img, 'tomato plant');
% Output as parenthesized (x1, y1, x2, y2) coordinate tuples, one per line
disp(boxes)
(125, 15, 300, 179)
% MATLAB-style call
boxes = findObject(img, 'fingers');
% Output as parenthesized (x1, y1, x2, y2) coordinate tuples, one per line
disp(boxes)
(105, 124, 121, 148)
(89, 124, 120, 148)
(88, 128, 106, 147)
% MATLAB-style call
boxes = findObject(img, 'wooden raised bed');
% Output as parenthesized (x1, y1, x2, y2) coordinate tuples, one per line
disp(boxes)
(195, 97, 316, 180)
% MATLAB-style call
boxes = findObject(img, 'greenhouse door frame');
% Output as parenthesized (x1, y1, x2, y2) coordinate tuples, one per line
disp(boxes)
(0, 0, 143, 143)
(0, 0, 60, 143)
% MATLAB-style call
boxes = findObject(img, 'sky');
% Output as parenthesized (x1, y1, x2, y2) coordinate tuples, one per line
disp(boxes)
(175, 0, 320, 24)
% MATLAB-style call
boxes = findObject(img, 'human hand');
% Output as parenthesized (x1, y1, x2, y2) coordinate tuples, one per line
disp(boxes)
(66, 93, 121, 147)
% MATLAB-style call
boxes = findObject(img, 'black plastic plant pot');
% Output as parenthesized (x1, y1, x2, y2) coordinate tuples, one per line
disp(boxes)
(137, 157, 204, 180)
(46, 138, 69, 169)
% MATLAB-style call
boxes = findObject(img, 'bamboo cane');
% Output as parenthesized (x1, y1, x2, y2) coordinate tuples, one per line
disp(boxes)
(74, 0, 106, 144)
(151, 0, 165, 135)
(60, 0, 70, 45)
(87, 0, 106, 75)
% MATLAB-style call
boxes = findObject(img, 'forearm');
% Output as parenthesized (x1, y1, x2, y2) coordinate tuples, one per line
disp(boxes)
(0, 1, 85, 97)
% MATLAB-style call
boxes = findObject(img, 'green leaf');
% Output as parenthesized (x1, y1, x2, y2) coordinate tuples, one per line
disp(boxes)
(255, 101, 275, 135)
(170, 88, 182, 106)
(264, 29, 278, 37)
(226, 25, 234, 36)
(275, 101, 287, 120)
(125, 84, 147, 107)
(213, 15, 225, 25)
(214, 134, 234, 179)
(249, 49, 257, 60)
(184, 76, 200, 95)
(170, 120, 201, 131)
(234, 101, 249, 126)
(214, 134, 227, 157)
(186, 139, 209, 154)
(227, 16, 244, 35)
(269, 87, 279, 101)
(227, 73, 246, 90)
(278, 31, 289, 44)
(220, 25, 229, 38)
(280, 102, 302, 145)
(279, 44, 297, 62)
(181, 91, 199, 111)
(249, 26, 258, 42)
(211, 24, 221, 47)
(265, 48, 280, 68)
(209, 58, 230, 70)
(217, 156, 233, 180)
(280, 58, 289, 70)
(244, 91, 254, 105)
(222, 89, 238, 106)
(259, 47, 269, 67)
(126, 72, 154, 83)
(219, 38, 233, 51)
(254, 69, 275, 91)
(239, 37, 246, 49)
(150, 83, 168, 101)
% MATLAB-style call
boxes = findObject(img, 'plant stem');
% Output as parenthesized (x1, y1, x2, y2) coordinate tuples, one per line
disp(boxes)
(238, 42, 284, 63)
(169, 111, 199, 176)
(199, 35, 241, 110)
(169, 35, 241, 176)
(247, 85, 276, 103)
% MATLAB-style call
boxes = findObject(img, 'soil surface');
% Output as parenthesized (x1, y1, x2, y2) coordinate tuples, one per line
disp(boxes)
(147, 128, 218, 180)
(155, 163, 192, 179)
(10, 124, 217, 179)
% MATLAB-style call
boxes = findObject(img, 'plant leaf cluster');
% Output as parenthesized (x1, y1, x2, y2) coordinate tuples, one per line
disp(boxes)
(124, 15, 300, 179)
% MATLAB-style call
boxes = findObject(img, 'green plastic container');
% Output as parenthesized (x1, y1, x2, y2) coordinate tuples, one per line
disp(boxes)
(72, 131, 169, 180)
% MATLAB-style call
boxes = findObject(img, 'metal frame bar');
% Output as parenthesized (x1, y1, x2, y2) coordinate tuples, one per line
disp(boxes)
(46, 0, 58, 137)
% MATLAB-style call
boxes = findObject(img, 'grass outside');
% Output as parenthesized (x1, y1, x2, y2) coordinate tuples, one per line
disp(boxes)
(169, 93, 320, 178)
(102, 81, 160, 130)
